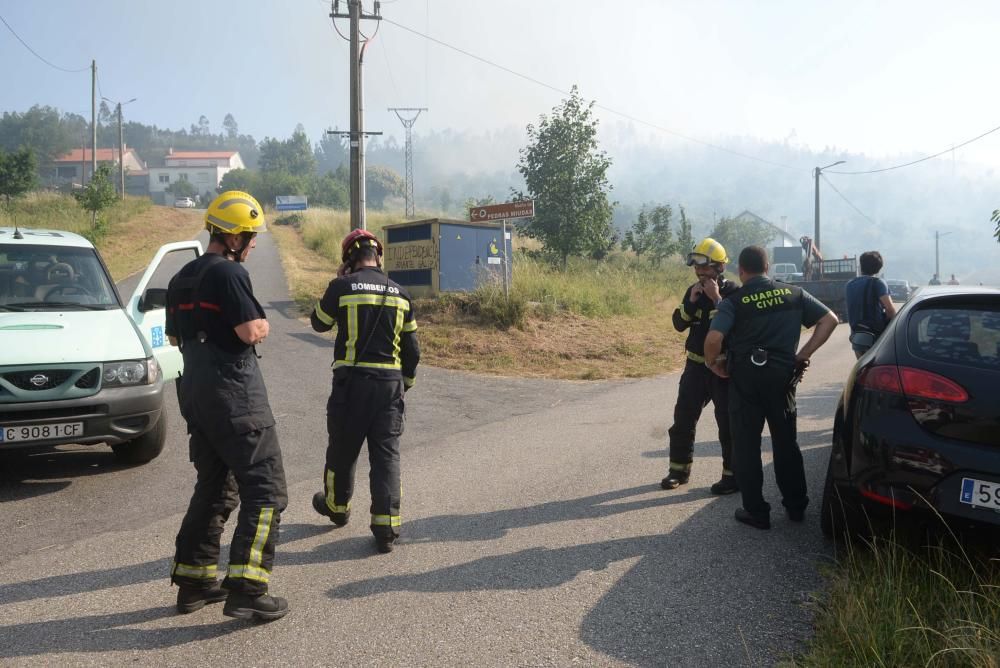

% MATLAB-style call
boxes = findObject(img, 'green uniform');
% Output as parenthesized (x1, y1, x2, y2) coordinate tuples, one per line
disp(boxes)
(710, 276, 831, 520)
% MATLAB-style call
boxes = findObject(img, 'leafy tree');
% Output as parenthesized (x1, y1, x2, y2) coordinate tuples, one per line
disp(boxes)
(462, 195, 495, 211)
(0, 147, 37, 209)
(513, 85, 615, 265)
(98, 101, 113, 128)
(366, 165, 404, 209)
(0, 106, 75, 162)
(73, 164, 117, 232)
(315, 132, 348, 174)
(259, 130, 315, 177)
(166, 179, 198, 198)
(256, 170, 306, 207)
(677, 206, 694, 256)
(708, 214, 775, 264)
(621, 203, 677, 266)
(307, 171, 349, 208)
(222, 113, 239, 140)
(219, 168, 260, 196)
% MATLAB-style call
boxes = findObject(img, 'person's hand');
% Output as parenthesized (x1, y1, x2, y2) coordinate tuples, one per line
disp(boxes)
(702, 277, 721, 304)
(795, 352, 811, 366)
(689, 281, 704, 302)
(706, 359, 729, 378)
(337, 262, 351, 277)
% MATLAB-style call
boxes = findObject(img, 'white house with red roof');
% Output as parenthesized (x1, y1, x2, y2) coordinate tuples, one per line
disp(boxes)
(44, 147, 146, 189)
(147, 149, 245, 203)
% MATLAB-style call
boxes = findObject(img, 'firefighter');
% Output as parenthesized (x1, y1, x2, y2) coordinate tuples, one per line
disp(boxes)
(703, 246, 838, 529)
(310, 229, 420, 554)
(661, 238, 741, 495)
(166, 191, 289, 621)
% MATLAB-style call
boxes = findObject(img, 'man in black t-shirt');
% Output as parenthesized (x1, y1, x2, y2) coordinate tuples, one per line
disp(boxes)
(165, 191, 289, 621)
(310, 228, 419, 554)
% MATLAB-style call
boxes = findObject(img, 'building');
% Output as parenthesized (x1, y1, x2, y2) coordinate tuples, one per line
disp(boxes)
(732, 210, 801, 247)
(147, 149, 244, 205)
(43, 148, 146, 191)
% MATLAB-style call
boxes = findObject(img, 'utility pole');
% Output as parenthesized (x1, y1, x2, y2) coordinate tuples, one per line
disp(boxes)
(388, 107, 427, 218)
(330, 0, 382, 230)
(935, 230, 954, 279)
(90, 60, 97, 184)
(103, 96, 137, 200)
(813, 160, 845, 253)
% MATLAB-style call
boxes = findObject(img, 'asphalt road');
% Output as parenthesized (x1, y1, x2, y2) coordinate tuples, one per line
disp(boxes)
(0, 233, 853, 667)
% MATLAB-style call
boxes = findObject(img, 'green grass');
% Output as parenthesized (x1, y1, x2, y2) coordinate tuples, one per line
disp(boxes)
(795, 528, 1000, 667)
(0, 191, 151, 237)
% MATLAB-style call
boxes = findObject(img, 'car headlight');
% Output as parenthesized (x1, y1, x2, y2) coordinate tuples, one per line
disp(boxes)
(103, 358, 157, 386)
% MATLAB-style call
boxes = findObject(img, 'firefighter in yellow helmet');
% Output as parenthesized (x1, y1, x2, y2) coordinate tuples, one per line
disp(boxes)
(165, 191, 289, 621)
(661, 238, 740, 494)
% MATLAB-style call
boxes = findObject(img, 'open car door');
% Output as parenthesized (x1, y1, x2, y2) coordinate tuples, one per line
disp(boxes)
(127, 240, 203, 380)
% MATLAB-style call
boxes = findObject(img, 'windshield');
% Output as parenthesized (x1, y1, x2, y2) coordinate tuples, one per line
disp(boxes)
(0, 243, 119, 310)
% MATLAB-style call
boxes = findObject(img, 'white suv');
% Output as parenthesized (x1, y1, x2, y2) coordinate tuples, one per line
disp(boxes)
(772, 263, 803, 283)
(0, 228, 201, 464)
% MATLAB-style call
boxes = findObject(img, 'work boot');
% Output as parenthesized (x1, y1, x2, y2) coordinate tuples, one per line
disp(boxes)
(660, 472, 689, 490)
(176, 584, 227, 614)
(223, 592, 290, 622)
(734, 507, 771, 530)
(710, 475, 739, 495)
(375, 536, 395, 554)
(312, 492, 350, 527)
(786, 507, 806, 522)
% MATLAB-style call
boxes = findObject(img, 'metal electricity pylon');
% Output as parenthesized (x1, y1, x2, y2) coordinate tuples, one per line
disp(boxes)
(388, 107, 427, 218)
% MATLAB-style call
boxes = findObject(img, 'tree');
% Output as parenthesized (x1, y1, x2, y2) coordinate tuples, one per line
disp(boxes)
(166, 178, 198, 198)
(219, 168, 260, 196)
(307, 171, 349, 208)
(708, 214, 775, 264)
(222, 113, 239, 140)
(98, 101, 113, 127)
(315, 132, 348, 174)
(677, 206, 694, 256)
(259, 130, 315, 177)
(0, 147, 37, 209)
(366, 165, 404, 209)
(621, 203, 677, 266)
(73, 164, 117, 232)
(513, 86, 615, 265)
(0, 106, 75, 162)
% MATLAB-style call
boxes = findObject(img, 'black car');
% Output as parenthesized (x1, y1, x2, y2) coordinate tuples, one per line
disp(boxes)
(821, 286, 1000, 539)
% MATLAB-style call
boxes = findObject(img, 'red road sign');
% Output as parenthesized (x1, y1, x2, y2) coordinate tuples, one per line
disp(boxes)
(469, 200, 535, 222)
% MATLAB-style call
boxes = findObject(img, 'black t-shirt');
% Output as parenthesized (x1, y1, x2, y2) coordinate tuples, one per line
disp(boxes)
(165, 254, 265, 355)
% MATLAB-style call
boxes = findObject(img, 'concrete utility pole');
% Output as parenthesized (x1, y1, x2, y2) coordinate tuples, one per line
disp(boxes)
(388, 107, 427, 218)
(813, 160, 845, 253)
(103, 96, 137, 200)
(90, 60, 97, 184)
(330, 0, 383, 230)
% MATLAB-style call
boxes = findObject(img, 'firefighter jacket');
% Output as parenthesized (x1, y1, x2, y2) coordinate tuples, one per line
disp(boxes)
(671, 277, 738, 363)
(310, 266, 420, 387)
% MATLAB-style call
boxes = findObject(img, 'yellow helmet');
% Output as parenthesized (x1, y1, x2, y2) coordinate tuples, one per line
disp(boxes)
(687, 237, 729, 266)
(205, 191, 266, 235)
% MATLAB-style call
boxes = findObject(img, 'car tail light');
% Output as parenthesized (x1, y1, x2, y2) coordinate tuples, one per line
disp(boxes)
(858, 365, 968, 403)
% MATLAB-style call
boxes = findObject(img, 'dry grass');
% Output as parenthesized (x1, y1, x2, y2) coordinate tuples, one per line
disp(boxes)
(1, 192, 204, 280)
(270, 207, 688, 379)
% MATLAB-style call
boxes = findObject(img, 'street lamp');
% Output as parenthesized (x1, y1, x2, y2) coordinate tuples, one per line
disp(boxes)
(102, 96, 137, 200)
(813, 160, 845, 253)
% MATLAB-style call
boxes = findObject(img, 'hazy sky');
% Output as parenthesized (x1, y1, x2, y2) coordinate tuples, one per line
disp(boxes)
(3, 0, 1000, 171)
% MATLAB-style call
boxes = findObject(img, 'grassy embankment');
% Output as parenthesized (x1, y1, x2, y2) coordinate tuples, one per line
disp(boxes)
(269, 207, 692, 379)
(794, 527, 999, 667)
(0, 191, 204, 280)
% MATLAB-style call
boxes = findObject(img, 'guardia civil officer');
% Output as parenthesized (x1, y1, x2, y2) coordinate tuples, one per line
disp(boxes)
(703, 246, 838, 529)
(310, 229, 419, 554)
(660, 238, 740, 495)
(166, 191, 289, 621)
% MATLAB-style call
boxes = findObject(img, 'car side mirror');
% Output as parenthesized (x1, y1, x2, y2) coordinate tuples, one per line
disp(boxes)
(139, 287, 168, 312)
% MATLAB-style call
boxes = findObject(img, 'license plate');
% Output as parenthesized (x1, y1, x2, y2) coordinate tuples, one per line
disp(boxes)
(0, 422, 84, 443)
(959, 477, 1000, 511)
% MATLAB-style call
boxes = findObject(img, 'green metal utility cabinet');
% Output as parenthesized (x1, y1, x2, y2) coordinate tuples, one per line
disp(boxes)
(382, 218, 513, 299)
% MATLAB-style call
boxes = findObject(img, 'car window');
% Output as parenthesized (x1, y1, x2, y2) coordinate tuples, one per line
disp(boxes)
(908, 305, 1000, 369)
(0, 244, 118, 309)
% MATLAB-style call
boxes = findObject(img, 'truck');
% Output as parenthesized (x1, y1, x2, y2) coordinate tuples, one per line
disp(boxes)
(772, 237, 857, 321)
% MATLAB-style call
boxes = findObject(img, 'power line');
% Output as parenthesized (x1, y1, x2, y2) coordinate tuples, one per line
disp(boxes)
(382, 18, 805, 172)
(0, 13, 89, 73)
(827, 124, 1000, 175)
(820, 174, 877, 225)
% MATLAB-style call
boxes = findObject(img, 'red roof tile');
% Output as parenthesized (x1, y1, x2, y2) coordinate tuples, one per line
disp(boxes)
(53, 148, 133, 163)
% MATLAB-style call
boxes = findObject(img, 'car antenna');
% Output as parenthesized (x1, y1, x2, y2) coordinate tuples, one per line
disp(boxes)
(12, 211, 23, 239)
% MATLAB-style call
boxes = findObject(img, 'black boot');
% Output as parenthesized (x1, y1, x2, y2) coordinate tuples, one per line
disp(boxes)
(375, 536, 395, 554)
(734, 507, 771, 530)
(660, 471, 690, 490)
(312, 492, 350, 526)
(176, 584, 227, 614)
(223, 592, 290, 621)
(710, 475, 739, 495)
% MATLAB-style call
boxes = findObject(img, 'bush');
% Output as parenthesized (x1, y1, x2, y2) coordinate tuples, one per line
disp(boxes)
(470, 280, 527, 329)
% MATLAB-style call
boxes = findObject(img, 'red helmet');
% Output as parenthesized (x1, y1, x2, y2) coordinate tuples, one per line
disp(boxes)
(341, 229, 383, 263)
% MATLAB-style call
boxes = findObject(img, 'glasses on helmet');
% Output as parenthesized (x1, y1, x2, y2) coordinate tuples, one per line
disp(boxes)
(686, 253, 713, 267)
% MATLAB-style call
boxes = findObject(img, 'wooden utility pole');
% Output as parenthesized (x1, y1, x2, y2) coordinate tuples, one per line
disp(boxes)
(90, 60, 97, 184)
(330, 0, 382, 230)
(117, 103, 125, 199)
